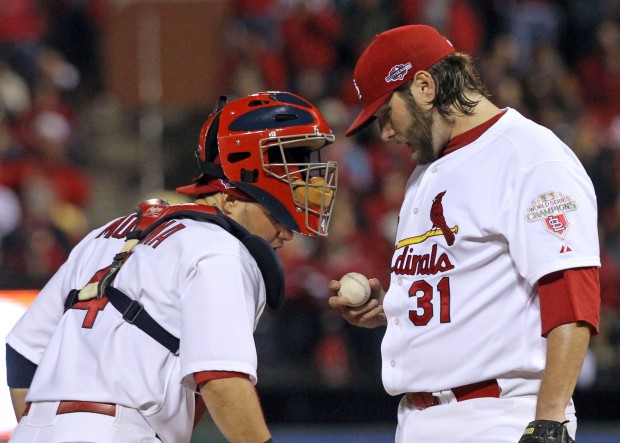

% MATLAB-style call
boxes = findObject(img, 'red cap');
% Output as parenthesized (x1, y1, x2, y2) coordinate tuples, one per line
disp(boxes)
(346, 25, 455, 136)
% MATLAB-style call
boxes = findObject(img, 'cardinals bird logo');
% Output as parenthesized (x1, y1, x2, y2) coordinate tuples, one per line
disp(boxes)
(395, 191, 458, 249)
(430, 191, 455, 246)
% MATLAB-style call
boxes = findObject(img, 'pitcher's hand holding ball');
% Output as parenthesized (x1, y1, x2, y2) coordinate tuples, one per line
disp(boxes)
(328, 273, 387, 329)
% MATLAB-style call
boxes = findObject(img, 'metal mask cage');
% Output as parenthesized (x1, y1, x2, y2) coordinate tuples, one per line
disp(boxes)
(259, 132, 338, 236)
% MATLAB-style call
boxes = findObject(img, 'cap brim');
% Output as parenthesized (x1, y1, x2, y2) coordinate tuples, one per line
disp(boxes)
(176, 180, 255, 202)
(176, 184, 201, 195)
(345, 90, 393, 137)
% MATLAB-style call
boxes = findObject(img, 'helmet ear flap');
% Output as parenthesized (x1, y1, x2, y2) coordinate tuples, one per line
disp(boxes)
(199, 111, 225, 179)
(206, 96, 229, 162)
(216, 95, 228, 111)
(204, 111, 221, 164)
(197, 96, 229, 179)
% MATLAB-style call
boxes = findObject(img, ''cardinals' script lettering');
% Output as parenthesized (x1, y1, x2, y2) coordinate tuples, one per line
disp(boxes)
(392, 244, 454, 276)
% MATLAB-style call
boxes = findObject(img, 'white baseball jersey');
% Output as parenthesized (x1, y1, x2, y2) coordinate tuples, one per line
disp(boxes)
(381, 108, 600, 395)
(6, 208, 267, 443)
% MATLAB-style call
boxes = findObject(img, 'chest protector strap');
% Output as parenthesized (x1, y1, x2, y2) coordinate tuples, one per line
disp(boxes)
(65, 199, 285, 354)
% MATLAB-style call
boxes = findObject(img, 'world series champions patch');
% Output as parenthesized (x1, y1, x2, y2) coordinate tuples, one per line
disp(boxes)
(525, 191, 577, 238)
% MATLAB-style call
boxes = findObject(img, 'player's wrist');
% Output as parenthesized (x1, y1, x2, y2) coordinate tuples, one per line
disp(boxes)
(535, 404, 568, 422)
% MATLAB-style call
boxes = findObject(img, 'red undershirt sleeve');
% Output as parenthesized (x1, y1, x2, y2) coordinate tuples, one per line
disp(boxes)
(538, 267, 600, 337)
(193, 370, 250, 388)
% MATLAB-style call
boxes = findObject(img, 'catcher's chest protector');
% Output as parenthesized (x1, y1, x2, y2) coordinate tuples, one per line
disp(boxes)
(128, 201, 285, 309)
(64, 201, 285, 353)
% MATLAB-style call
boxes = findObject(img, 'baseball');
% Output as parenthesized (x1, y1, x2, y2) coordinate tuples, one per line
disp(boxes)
(338, 272, 371, 307)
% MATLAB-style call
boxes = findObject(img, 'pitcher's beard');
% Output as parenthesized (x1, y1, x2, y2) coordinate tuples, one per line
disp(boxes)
(403, 94, 436, 165)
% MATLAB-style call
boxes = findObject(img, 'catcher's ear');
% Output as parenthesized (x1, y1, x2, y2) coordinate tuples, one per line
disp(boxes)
(224, 195, 236, 206)
(221, 194, 238, 215)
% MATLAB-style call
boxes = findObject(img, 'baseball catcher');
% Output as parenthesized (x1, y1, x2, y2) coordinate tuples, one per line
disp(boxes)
(6, 91, 338, 443)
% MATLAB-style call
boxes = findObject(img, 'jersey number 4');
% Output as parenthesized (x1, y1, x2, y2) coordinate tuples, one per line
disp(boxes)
(408, 277, 451, 326)
(71, 297, 109, 328)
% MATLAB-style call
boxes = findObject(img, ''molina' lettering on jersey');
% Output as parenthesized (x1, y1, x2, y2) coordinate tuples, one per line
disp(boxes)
(392, 244, 454, 276)
(97, 214, 139, 239)
(96, 214, 186, 248)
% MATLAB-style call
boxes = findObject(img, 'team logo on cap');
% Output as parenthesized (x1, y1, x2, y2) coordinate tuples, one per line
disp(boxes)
(385, 62, 412, 83)
(353, 79, 362, 100)
(219, 179, 237, 189)
(525, 191, 577, 238)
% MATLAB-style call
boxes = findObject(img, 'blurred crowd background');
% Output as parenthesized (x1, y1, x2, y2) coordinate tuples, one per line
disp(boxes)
(1, 0, 619, 426)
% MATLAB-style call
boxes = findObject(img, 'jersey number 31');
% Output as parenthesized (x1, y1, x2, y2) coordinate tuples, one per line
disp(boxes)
(408, 277, 451, 326)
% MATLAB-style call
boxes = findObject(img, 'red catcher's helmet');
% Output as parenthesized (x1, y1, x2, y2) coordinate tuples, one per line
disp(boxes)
(176, 91, 338, 237)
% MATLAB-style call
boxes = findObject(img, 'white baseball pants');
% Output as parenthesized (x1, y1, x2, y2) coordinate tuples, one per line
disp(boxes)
(9, 401, 162, 443)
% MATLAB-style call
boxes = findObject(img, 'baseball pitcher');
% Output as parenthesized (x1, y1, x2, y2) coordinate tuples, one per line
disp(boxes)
(329, 25, 600, 443)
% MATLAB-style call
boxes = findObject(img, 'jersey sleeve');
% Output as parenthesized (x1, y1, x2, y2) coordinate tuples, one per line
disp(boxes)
(5, 220, 128, 365)
(500, 159, 601, 286)
(4, 259, 70, 364)
(179, 251, 265, 390)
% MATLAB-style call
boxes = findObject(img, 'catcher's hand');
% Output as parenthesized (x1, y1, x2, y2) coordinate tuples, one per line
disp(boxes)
(518, 420, 575, 443)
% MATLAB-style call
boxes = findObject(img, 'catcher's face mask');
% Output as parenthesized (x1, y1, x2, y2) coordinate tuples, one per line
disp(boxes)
(178, 92, 338, 237)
